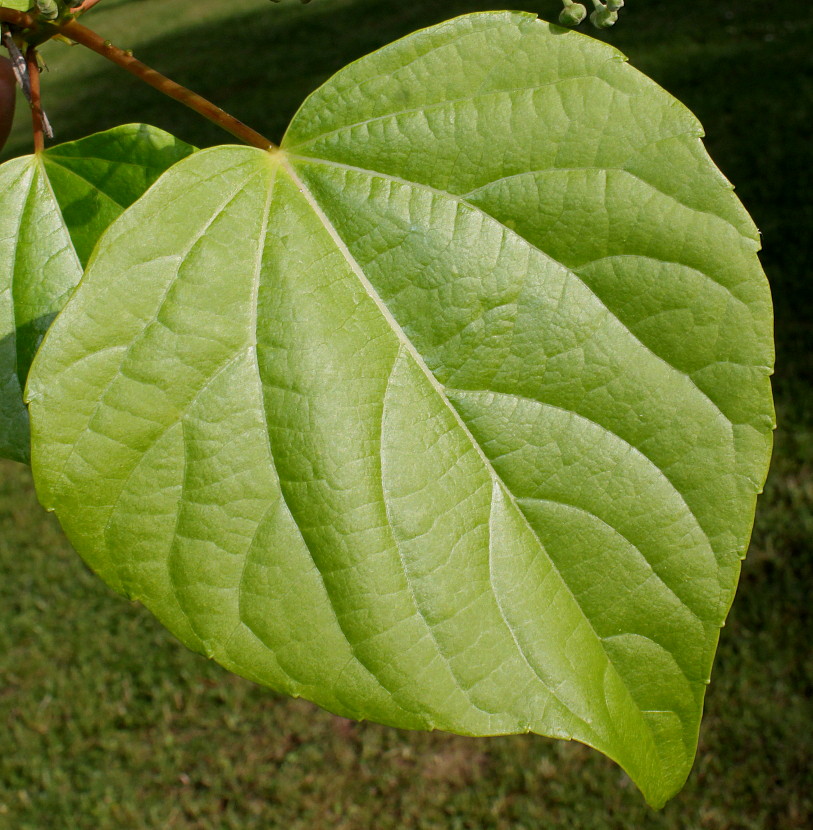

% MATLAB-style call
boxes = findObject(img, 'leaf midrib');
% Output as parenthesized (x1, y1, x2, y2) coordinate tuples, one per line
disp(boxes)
(281, 154, 675, 768)
(280, 158, 537, 725)
(286, 152, 732, 436)
(281, 157, 507, 492)
(285, 152, 730, 610)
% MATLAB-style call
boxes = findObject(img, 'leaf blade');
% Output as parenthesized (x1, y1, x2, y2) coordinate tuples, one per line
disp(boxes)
(0, 124, 194, 463)
(0, 155, 80, 463)
(27, 14, 773, 808)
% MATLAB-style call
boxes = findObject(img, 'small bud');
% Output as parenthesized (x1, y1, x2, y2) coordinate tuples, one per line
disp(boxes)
(606, 0, 624, 11)
(559, 2, 587, 26)
(590, 5, 619, 28)
(35, 0, 60, 20)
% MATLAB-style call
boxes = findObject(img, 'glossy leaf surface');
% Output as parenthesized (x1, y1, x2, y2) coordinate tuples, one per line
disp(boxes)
(26, 14, 773, 807)
(0, 124, 194, 462)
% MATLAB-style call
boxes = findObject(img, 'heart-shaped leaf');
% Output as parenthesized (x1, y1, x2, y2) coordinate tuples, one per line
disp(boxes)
(0, 124, 194, 462)
(25, 14, 773, 807)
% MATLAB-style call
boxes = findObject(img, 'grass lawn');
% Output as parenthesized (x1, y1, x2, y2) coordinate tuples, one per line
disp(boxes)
(1, 0, 811, 827)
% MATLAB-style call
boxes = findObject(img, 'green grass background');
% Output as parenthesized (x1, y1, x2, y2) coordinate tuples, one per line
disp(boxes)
(1, 0, 811, 827)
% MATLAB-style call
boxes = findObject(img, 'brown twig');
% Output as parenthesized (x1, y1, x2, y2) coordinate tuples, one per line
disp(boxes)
(25, 46, 44, 153)
(0, 8, 37, 31)
(59, 19, 275, 150)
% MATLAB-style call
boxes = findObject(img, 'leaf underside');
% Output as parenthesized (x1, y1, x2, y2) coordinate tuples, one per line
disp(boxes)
(25, 13, 774, 807)
(0, 124, 194, 462)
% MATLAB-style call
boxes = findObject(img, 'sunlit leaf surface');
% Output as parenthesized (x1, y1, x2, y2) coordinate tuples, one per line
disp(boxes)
(26, 14, 773, 806)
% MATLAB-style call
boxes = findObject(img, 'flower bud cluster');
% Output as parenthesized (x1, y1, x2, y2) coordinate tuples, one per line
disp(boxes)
(558, 0, 624, 29)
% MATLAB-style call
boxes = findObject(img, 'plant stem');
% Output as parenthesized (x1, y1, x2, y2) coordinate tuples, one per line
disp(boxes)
(58, 19, 274, 150)
(25, 46, 44, 153)
(0, 8, 36, 31)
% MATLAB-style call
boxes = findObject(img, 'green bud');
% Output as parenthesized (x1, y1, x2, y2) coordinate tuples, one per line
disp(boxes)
(590, 6, 618, 27)
(559, 2, 587, 26)
(606, 0, 624, 11)
(35, 0, 59, 20)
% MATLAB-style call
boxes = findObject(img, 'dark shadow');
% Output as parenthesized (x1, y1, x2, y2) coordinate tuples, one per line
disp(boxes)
(0, 314, 59, 466)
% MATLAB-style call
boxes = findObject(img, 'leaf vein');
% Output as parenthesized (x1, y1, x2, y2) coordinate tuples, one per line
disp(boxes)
(283, 155, 672, 743)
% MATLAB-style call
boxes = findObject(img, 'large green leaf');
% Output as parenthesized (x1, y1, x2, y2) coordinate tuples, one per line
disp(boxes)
(0, 124, 194, 463)
(25, 13, 773, 807)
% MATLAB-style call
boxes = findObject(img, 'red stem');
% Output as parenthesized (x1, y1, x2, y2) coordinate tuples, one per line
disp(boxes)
(25, 46, 44, 153)
(0, 8, 36, 30)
